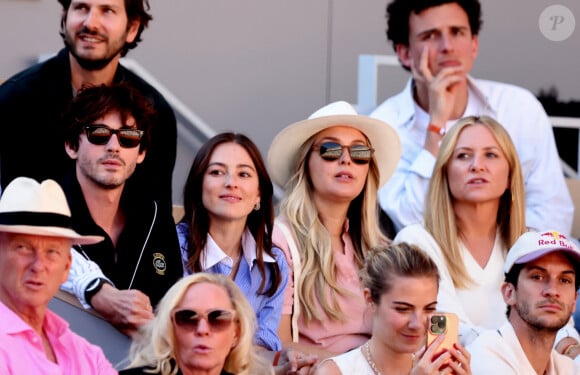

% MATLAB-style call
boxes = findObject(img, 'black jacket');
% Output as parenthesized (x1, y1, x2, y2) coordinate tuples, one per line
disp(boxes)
(63, 172, 182, 307)
(0, 47, 177, 212)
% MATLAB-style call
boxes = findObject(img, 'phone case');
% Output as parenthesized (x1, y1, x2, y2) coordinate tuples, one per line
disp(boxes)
(426, 312, 459, 353)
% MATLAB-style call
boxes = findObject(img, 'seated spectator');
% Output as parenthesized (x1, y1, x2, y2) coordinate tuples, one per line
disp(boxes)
(0, 177, 116, 374)
(468, 231, 580, 374)
(120, 272, 274, 375)
(0, 0, 177, 213)
(177, 132, 289, 352)
(59, 83, 182, 336)
(394, 116, 580, 348)
(267, 101, 401, 358)
(313, 242, 471, 374)
(371, 0, 572, 235)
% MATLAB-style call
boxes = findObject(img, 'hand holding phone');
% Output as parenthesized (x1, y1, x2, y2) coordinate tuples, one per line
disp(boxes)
(419, 312, 470, 374)
(426, 312, 459, 353)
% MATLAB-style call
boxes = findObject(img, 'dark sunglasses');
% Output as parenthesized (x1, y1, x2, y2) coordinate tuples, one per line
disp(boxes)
(313, 142, 374, 164)
(173, 308, 236, 332)
(84, 124, 144, 148)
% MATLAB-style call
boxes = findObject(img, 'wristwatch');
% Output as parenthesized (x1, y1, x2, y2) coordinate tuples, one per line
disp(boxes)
(84, 278, 110, 306)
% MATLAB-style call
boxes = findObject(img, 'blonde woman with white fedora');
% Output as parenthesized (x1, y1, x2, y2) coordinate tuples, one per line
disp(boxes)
(268, 101, 402, 359)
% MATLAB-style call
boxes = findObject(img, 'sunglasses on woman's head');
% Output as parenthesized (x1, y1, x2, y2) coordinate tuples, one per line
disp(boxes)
(173, 308, 236, 332)
(312, 142, 374, 164)
(84, 124, 144, 148)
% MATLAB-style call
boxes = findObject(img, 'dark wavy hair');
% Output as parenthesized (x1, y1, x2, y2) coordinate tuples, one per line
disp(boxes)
(504, 254, 580, 317)
(385, 0, 482, 50)
(58, 0, 153, 56)
(180, 132, 281, 296)
(62, 82, 156, 153)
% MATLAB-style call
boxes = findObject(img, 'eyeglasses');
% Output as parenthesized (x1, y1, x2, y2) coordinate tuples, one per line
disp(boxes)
(312, 142, 374, 164)
(173, 308, 236, 332)
(84, 124, 144, 148)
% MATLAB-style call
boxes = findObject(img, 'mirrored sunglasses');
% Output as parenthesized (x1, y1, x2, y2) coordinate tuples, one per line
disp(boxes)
(313, 142, 374, 164)
(84, 124, 144, 148)
(173, 308, 236, 332)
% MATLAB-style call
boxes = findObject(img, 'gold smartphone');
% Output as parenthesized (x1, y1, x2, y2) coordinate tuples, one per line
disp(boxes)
(426, 312, 459, 353)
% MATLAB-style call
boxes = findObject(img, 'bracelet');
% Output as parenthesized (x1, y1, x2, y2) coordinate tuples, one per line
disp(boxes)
(428, 124, 445, 136)
(563, 343, 580, 356)
(272, 350, 282, 366)
(560, 342, 573, 355)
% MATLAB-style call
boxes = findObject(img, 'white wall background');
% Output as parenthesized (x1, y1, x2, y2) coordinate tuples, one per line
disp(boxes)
(1, 0, 579, 203)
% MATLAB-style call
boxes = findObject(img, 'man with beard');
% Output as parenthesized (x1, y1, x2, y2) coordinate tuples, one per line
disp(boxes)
(0, 0, 176, 216)
(468, 230, 580, 374)
(59, 83, 182, 337)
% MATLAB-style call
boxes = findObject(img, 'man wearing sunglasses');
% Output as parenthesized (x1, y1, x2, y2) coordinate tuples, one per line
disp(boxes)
(59, 83, 182, 337)
(0, 0, 176, 217)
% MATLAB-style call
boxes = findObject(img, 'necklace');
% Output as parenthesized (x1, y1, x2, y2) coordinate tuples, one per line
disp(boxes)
(363, 341, 383, 375)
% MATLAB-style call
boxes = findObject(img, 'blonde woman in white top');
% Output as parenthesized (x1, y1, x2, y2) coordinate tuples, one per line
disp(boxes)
(395, 116, 579, 350)
(314, 242, 471, 375)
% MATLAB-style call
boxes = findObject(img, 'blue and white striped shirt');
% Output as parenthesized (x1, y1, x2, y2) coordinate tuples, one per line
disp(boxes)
(177, 223, 288, 351)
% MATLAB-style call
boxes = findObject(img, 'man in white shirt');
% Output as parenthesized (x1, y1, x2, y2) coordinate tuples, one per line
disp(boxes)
(370, 0, 572, 234)
(467, 230, 580, 374)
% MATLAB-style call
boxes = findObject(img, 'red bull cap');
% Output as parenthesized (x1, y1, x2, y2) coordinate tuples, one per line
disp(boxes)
(504, 230, 580, 273)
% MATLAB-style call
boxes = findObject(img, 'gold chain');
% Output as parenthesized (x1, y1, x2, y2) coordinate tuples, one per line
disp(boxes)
(363, 341, 383, 375)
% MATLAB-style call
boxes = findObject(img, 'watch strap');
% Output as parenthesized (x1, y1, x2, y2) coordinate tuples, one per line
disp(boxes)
(84, 278, 110, 307)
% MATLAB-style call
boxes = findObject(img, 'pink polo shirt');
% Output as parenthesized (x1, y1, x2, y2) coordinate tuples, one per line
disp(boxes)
(0, 301, 117, 375)
(273, 217, 372, 353)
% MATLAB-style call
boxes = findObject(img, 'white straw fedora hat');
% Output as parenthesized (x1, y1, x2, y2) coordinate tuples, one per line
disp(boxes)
(0, 177, 103, 245)
(267, 101, 401, 188)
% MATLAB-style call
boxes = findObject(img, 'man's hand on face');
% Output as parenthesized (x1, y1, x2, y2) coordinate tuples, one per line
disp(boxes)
(413, 45, 467, 125)
(412, 46, 467, 156)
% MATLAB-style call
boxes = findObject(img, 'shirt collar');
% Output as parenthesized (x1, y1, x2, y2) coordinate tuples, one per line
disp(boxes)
(0, 301, 68, 337)
(201, 229, 275, 270)
(0, 301, 31, 335)
(465, 76, 498, 118)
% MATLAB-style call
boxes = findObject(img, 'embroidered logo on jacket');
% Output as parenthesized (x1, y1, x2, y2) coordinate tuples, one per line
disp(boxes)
(153, 253, 167, 275)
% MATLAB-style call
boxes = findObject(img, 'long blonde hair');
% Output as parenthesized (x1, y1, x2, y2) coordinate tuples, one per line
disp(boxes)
(278, 130, 387, 322)
(124, 273, 273, 375)
(424, 116, 526, 288)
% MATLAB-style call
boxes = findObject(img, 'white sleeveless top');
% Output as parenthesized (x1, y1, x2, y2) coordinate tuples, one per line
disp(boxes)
(324, 346, 374, 374)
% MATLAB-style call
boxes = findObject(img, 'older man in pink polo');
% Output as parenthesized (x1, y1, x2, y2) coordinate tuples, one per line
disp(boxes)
(0, 177, 116, 374)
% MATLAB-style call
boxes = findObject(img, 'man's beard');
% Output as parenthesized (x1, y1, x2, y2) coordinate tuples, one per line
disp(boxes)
(78, 153, 130, 190)
(515, 298, 571, 333)
(64, 28, 125, 71)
